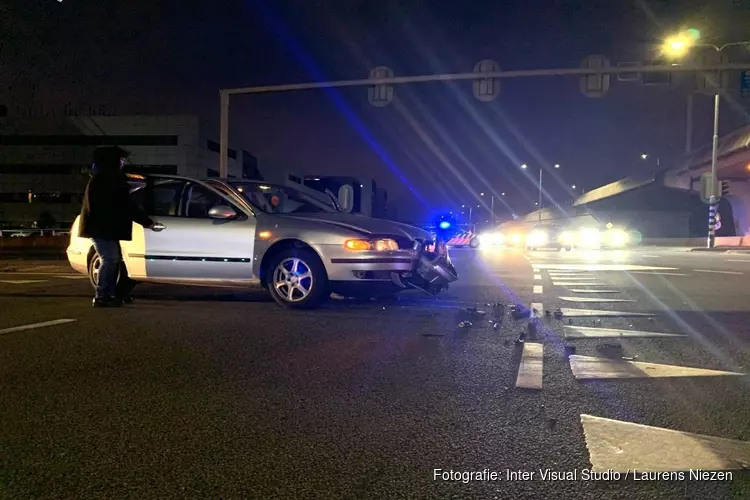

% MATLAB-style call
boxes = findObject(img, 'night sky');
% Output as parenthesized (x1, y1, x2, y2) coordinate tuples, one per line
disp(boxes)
(3, 0, 750, 221)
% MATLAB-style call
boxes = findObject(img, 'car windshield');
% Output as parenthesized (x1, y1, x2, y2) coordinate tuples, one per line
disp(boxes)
(228, 182, 337, 214)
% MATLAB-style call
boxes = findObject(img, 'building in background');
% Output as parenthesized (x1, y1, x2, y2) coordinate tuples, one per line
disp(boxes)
(0, 115, 262, 227)
(303, 176, 389, 218)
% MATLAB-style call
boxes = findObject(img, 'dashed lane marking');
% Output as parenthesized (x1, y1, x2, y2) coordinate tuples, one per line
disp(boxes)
(570, 355, 744, 380)
(534, 274, 542, 280)
(568, 289, 620, 293)
(694, 269, 743, 275)
(531, 302, 543, 317)
(559, 296, 636, 303)
(564, 325, 685, 339)
(560, 308, 651, 317)
(0, 280, 46, 284)
(515, 342, 543, 390)
(580, 414, 750, 473)
(0, 319, 77, 335)
(533, 285, 543, 294)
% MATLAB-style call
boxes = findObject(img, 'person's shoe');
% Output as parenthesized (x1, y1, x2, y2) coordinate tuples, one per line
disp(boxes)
(119, 295, 135, 305)
(92, 297, 123, 308)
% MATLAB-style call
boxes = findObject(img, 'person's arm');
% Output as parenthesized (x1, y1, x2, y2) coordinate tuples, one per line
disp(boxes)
(129, 197, 154, 228)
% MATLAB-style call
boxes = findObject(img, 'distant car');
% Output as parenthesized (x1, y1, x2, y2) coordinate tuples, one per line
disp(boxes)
(526, 224, 575, 251)
(67, 174, 458, 309)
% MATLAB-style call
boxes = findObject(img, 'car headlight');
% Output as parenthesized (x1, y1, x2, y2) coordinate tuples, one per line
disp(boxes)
(479, 232, 504, 245)
(559, 231, 575, 244)
(528, 231, 548, 245)
(608, 230, 628, 246)
(511, 233, 522, 244)
(579, 228, 601, 246)
(345, 238, 399, 251)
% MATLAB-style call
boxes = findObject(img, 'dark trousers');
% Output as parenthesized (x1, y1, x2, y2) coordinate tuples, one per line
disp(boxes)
(91, 239, 136, 299)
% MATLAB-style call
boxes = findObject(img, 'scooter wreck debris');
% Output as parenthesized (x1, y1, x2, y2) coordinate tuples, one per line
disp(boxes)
(397, 239, 458, 297)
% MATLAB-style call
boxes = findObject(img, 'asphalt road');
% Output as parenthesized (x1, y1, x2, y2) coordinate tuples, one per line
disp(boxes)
(0, 247, 749, 499)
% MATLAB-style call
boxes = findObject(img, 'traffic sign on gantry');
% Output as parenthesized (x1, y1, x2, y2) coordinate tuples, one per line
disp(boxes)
(580, 55, 610, 98)
(472, 59, 501, 102)
(368, 66, 395, 107)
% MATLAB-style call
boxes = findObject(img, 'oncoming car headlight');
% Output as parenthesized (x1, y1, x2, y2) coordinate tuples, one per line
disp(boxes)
(579, 228, 601, 247)
(559, 231, 575, 244)
(511, 233, 523, 244)
(345, 239, 399, 251)
(479, 232, 504, 245)
(607, 229, 629, 247)
(528, 230, 548, 246)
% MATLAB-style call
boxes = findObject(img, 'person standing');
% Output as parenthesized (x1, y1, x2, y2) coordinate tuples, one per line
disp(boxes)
(79, 147, 155, 307)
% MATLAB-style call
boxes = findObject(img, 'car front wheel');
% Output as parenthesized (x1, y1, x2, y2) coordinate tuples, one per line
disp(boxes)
(267, 248, 328, 309)
(88, 251, 136, 295)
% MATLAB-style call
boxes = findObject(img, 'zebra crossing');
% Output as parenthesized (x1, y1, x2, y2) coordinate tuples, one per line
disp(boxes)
(525, 258, 750, 473)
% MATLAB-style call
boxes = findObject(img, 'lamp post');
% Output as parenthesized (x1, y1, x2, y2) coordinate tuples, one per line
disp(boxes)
(663, 33, 750, 247)
(481, 192, 495, 224)
(522, 163, 559, 222)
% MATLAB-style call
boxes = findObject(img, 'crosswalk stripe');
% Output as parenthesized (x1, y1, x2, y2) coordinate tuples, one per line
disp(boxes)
(548, 277, 598, 281)
(533, 285, 543, 294)
(516, 342, 543, 389)
(553, 282, 608, 286)
(559, 296, 635, 303)
(568, 289, 620, 293)
(0, 280, 46, 284)
(534, 264, 678, 271)
(560, 308, 651, 317)
(569, 355, 744, 379)
(534, 274, 542, 280)
(630, 272, 687, 276)
(564, 325, 685, 338)
(580, 414, 750, 473)
(695, 269, 743, 275)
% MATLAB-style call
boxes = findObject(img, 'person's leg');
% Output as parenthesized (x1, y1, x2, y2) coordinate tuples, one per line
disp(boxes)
(92, 239, 121, 302)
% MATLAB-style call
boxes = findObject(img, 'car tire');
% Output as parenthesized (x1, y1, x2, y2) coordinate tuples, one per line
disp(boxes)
(267, 247, 328, 309)
(88, 251, 137, 292)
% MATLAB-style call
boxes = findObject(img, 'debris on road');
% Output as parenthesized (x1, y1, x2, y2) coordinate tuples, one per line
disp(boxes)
(553, 308, 563, 319)
(516, 331, 526, 344)
(621, 356, 639, 361)
(511, 305, 529, 320)
(458, 321, 473, 328)
(492, 322, 499, 329)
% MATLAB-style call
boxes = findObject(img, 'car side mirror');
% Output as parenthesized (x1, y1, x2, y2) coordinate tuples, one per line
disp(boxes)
(208, 205, 237, 219)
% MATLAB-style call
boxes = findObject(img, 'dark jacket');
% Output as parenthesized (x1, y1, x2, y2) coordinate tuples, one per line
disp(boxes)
(79, 167, 153, 241)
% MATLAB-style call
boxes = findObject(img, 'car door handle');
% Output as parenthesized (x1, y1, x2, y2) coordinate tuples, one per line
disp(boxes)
(151, 222, 166, 232)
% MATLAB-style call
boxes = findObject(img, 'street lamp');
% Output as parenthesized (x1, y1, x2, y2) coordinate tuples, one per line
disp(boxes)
(480, 192, 496, 224)
(521, 163, 552, 222)
(641, 153, 648, 160)
(663, 31, 750, 247)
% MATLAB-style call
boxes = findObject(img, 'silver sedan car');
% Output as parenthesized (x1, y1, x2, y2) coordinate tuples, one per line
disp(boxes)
(67, 174, 457, 309)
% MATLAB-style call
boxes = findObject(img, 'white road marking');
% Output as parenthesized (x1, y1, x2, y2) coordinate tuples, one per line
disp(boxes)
(580, 414, 750, 473)
(560, 308, 651, 317)
(531, 302, 543, 317)
(726, 259, 750, 263)
(55, 275, 89, 280)
(564, 325, 685, 339)
(0, 280, 46, 284)
(559, 296, 635, 303)
(568, 289, 620, 293)
(515, 342, 543, 389)
(533, 285, 543, 294)
(0, 319, 77, 335)
(570, 355, 743, 379)
(630, 272, 686, 276)
(640, 254, 659, 258)
(534, 274, 542, 280)
(535, 264, 677, 271)
(695, 269, 743, 275)
(547, 277, 598, 281)
(553, 281, 608, 286)
(0, 272, 80, 276)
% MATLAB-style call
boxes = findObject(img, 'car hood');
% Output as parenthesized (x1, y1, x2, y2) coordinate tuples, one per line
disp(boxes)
(278, 213, 432, 240)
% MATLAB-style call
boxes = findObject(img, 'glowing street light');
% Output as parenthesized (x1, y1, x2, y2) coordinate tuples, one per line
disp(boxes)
(572, 184, 576, 190)
(501, 192, 506, 196)
(641, 153, 648, 160)
(480, 192, 485, 196)
(554, 164, 560, 169)
(521, 164, 528, 169)
(663, 34, 693, 58)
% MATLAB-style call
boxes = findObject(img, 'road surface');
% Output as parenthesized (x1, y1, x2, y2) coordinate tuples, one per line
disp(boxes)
(1, 247, 749, 499)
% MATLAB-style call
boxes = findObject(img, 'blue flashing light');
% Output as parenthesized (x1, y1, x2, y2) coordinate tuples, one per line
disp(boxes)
(439, 221, 451, 230)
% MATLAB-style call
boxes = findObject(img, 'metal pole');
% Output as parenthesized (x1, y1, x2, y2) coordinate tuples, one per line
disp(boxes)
(685, 93, 694, 155)
(538, 169, 543, 222)
(490, 196, 495, 224)
(469, 207, 473, 232)
(707, 92, 720, 248)
(219, 91, 229, 179)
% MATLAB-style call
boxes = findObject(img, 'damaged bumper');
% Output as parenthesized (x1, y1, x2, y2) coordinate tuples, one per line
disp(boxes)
(393, 241, 459, 296)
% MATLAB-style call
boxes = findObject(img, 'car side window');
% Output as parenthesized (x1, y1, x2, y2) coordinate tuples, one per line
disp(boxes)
(184, 183, 242, 219)
(130, 180, 186, 217)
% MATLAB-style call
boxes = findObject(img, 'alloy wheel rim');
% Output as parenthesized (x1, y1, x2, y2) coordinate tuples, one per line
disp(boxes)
(273, 257, 313, 303)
